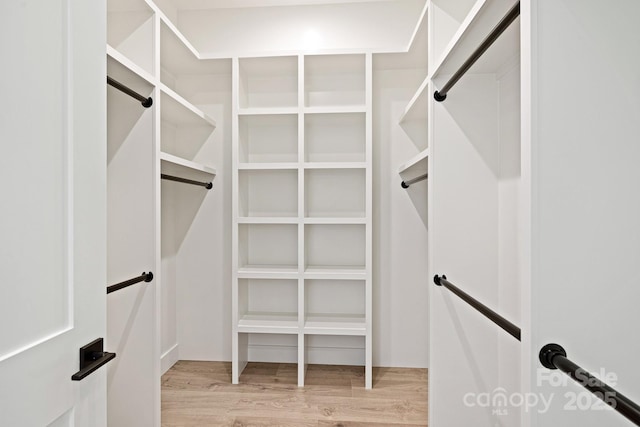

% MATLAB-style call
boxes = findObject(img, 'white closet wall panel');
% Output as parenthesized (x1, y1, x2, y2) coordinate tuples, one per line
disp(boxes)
(106, 88, 157, 427)
(372, 68, 430, 368)
(524, 1, 640, 426)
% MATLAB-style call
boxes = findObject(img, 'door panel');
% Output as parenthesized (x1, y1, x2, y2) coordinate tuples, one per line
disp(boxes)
(0, 0, 106, 425)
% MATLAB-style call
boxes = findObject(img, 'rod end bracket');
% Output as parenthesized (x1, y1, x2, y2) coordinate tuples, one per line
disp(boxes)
(206, 182, 213, 190)
(539, 343, 566, 370)
(434, 91, 447, 102)
(142, 97, 153, 108)
(433, 274, 446, 286)
(144, 272, 154, 282)
(401, 181, 409, 189)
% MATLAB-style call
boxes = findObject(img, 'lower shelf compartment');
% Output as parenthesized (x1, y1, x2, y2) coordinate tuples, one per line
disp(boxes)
(304, 314, 366, 336)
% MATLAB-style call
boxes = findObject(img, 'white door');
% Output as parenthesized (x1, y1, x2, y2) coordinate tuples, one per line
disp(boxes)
(0, 0, 107, 425)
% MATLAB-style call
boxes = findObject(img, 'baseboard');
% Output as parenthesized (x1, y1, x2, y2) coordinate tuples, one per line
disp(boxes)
(161, 343, 179, 374)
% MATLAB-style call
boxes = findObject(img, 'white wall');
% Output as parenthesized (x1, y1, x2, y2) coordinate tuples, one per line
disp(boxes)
(373, 68, 430, 368)
(524, 1, 640, 425)
(176, 0, 425, 57)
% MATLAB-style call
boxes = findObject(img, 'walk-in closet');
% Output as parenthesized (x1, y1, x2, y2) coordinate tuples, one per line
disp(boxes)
(2, 0, 640, 426)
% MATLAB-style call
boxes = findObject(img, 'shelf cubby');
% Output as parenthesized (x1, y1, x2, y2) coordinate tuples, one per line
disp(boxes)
(305, 169, 365, 218)
(239, 169, 298, 218)
(107, 0, 154, 75)
(238, 224, 298, 272)
(305, 54, 366, 108)
(238, 56, 298, 109)
(304, 280, 365, 335)
(160, 88, 216, 163)
(237, 279, 298, 333)
(239, 114, 298, 164)
(304, 112, 366, 163)
(305, 224, 365, 271)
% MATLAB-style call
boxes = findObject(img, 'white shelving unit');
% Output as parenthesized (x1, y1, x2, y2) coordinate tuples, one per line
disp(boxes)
(232, 53, 373, 388)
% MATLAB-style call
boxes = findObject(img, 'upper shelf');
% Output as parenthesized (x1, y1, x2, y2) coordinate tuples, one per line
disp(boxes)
(160, 152, 216, 188)
(399, 77, 429, 123)
(107, 0, 155, 75)
(160, 85, 216, 128)
(432, 0, 520, 82)
(398, 148, 429, 177)
(107, 47, 155, 98)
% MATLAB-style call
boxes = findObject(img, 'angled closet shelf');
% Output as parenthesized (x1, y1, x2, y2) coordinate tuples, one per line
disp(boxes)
(396, 1, 429, 194)
(432, 1, 520, 101)
(107, 272, 154, 294)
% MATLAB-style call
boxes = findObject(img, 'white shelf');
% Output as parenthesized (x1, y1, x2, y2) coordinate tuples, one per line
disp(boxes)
(304, 106, 366, 114)
(238, 217, 299, 224)
(107, 45, 155, 87)
(160, 84, 216, 127)
(399, 76, 429, 123)
(303, 162, 366, 170)
(238, 163, 299, 170)
(238, 107, 299, 116)
(304, 314, 366, 336)
(432, 0, 520, 81)
(160, 152, 216, 176)
(304, 218, 366, 225)
(238, 313, 299, 334)
(398, 148, 429, 176)
(237, 265, 299, 279)
(304, 266, 367, 280)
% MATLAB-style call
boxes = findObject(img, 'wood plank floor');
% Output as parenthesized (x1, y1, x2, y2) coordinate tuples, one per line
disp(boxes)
(162, 361, 428, 426)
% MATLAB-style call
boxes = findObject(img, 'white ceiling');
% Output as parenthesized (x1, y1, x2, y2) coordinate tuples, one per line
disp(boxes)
(172, 0, 392, 10)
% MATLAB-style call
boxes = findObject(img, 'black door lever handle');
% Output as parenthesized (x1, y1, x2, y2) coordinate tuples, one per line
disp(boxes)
(71, 338, 116, 381)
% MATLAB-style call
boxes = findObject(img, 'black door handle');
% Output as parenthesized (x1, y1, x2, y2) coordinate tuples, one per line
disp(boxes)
(71, 338, 116, 381)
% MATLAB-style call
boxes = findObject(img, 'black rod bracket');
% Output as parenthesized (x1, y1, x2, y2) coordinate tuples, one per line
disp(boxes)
(539, 343, 566, 370)
(538, 343, 640, 425)
(433, 91, 447, 102)
(71, 338, 116, 381)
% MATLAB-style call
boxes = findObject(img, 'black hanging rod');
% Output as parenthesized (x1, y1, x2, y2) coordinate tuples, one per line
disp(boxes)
(434, 275, 521, 340)
(434, 1, 520, 102)
(161, 174, 213, 190)
(540, 344, 640, 426)
(401, 173, 428, 189)
(106, 272, 154, 295)
(107, 76, 153, 108)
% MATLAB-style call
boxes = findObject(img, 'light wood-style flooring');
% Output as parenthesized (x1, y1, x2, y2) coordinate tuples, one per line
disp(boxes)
(162, 361, 428, 426)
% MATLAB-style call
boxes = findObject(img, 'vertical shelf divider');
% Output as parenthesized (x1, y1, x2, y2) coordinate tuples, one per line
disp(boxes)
(297, 54, 306, 388)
